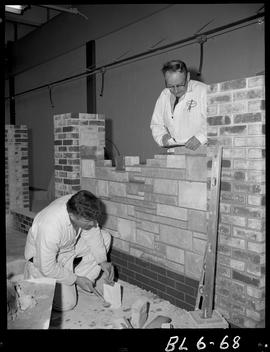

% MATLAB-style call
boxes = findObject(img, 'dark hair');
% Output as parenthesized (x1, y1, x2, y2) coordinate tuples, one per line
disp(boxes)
(161, 60, 188, 76)
(66, 190, 102, 221)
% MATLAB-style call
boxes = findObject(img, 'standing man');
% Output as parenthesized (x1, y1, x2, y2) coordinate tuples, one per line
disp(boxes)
(24, 190, 114, 312)
(150, 59, 208, 150)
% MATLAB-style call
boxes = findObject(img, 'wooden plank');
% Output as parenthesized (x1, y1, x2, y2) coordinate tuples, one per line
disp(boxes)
(201, 146, 222, 318)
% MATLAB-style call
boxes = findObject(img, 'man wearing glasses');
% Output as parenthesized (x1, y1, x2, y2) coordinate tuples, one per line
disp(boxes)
(24, 190, 114, 311)
(150, 60, 207, 150)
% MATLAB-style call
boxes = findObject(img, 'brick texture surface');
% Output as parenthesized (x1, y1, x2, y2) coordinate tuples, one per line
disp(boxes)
(5, 125, 30, 213)
(208, 75, 265, 328)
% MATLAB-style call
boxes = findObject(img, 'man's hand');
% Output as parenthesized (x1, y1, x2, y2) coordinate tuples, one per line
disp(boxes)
(76, 275, 94, 292)
(100, 261, 114, 283)
(185, 136, 201, 150)
(162, 133, 171, 147)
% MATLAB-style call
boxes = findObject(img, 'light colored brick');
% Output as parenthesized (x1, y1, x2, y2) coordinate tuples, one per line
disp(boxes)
(230, 259, 245, 271)
(247, 136, 265, 147)
(136, 219, 159, 233)
(219, 101, 247, 114)
(124, 156, 140, 166)
(248, 100, 265, 112)
(166, 245, 185, 264)
(81, 159, 95, 177)
(246, 309, 264, 322)
(108, 181, 126, 197)
(165, 260, 185, 274)
(220, 214, 246, 227)
(80, 128, 99, 146)
(185, 251, 203, 280)
(81, 177, 97, 194)
(187, 209, 207, 232)
(103, 215, 118, 231)
(153, 178, 178, 195)
(247, 195, 264, 207)
(129, 247, 143, 258)
(219, 235, 246, 249)
(247, 242, 265, 253)
(127, 205, 135, 216)
(97, 180, 108, 197)
(233, 226, 265, 242)
(103, 200, 128, 217)
(117, 218, 136, 242)
(136, 229, 155, 249)
(186, 155, 207, 181)
(112, 237, 130, 252)
(178, 181, 207, 210)
(247, 75, 264, 88)
(248, 148, 264, 159)
(156, 204, 188, 220)
(160, 224, 192, 250)
(141, 167, 185, 180)
(166, 155, 186, 168)
(222, 148, 246, 158)
(192, 237, 207, 254)
(247, 218, 265, 231)
(248, 123, 264, 135)
(95, 167, 129, 182)
(247, 286, 264, 299)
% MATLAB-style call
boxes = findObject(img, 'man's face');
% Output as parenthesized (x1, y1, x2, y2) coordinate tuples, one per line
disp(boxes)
(69, 213, 97, 231)
(165, 70, 189, 98)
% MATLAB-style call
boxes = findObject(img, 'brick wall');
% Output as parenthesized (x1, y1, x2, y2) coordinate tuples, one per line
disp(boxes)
(54, 113, 105, 197)
(80, 146, 207, 310)
(207, 75, 265, 328)
(5, 125, 30, 214)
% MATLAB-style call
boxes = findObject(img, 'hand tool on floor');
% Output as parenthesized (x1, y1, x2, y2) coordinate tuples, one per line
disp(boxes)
(195, 146, 222, 319)
(92, 286, 111, 308)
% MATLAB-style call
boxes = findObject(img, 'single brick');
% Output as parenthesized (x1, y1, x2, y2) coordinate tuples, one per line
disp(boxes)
(185, 251, 204, 280)
(178, 181, 207, 210)
(208, 93, 232, 104)
(166, 246, 185, 264)
(219, 235, 246, 250)
(248, 99, 265, 112)
(233, 88, 264, 101)
(187, 209, 207, 232)
(108, 181, 126, 197)
(234, 112, 261, 124)
(247, 76, 264, 88)
(233, 226, 265, 242)
(248, 123, 265, 135)
(220, 214, 246, 227)
(166, 155, 186, 168)
(153, 178, 178, 195)
(157, 203, 188, 220)
(219, 101, 247, 115)
(232, 270, 260, 287)
(136, 229, 155, 249)
(186, 155, 207, 181)
(220, 125, 247, 135)
(247, 242, 265, 254)
(117, 218, 136, 243)
(220, 78, 246, 91)
(207, 115, 231, 125)
(160, 224, 192, 250)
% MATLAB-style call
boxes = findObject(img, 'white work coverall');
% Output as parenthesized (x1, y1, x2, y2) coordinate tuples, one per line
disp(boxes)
(24, 194, 111, 311)
(150, 79, 208, 146)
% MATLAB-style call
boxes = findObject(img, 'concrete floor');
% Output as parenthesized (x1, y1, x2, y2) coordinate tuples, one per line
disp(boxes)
(6, 223, 226, 329)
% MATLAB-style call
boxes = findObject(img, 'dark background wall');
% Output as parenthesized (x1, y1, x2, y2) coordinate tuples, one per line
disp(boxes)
(5, 4, 264, 190)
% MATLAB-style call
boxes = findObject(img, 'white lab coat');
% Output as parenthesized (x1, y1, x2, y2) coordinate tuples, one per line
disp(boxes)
(24, 194, 110, 285)
(150, 79, 208, 146)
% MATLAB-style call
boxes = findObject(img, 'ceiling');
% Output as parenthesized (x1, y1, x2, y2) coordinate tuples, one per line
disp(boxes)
(5, 4, 75, 44)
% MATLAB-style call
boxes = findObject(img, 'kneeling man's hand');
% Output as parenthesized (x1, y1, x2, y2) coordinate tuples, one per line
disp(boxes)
(76, 275, 94, 292)
(100, 261, 114, 283)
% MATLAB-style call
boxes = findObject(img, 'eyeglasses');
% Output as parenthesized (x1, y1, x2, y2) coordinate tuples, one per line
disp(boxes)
(166, 76, 188, 91)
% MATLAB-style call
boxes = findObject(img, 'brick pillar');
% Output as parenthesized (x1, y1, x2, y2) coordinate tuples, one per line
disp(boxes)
(207, 75, 265, 328)
(53, 113, 105, 197)
(5, 125, 30, 214)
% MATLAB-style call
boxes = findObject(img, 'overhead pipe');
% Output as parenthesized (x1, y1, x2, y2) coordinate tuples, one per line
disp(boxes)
(5, 12, 264, 100)
(37, 5, 88, 19)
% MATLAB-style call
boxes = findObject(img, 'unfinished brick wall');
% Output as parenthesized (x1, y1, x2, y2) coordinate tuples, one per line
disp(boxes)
(207, 75, 265, 328)
(53, 113, 105, 197)
(80, 147, 207, 310)
(5, 125, 30, 214)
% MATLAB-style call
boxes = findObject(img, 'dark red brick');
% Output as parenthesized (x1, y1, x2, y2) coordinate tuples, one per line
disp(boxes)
(232, 270, 260, 287)
(220, 125, 247, 135)
(234, 112, 261, 124)
(207, 115, 231, 125)
(221, 181, 231, 191)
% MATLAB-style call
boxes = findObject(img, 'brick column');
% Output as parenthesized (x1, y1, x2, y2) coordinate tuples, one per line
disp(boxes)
(5, 125, 30, 214)
(53, 113, 105, 197)
(207, 75, 265, 328)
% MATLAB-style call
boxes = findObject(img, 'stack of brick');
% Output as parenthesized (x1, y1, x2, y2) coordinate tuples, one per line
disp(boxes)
(53, 113, 105, 197)
(5, 125, 30, 214)
(207, 75, 265, 328)
(80, 150, 207, 310)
